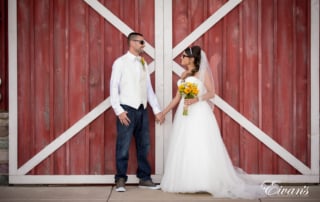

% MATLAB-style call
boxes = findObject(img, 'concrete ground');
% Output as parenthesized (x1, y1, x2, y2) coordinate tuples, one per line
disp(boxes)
(0, 184, 319, 202)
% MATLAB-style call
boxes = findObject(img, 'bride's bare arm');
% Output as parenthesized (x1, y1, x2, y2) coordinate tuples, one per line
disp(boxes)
(162, 91, 181, 117)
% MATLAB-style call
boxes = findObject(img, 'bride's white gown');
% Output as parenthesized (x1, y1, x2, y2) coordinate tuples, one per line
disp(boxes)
(160, 76, 265, 199)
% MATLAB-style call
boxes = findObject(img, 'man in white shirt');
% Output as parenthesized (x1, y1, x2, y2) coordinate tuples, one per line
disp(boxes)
(110, 32, 164, 192)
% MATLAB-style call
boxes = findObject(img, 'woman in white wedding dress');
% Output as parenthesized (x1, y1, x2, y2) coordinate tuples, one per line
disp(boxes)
(160, 46, 266, 199)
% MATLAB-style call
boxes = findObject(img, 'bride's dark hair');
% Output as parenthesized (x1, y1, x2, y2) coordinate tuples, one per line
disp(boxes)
(184, 45, 201, 76)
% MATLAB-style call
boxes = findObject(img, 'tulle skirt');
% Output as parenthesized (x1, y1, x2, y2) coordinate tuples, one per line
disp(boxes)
(160, 100, 266, 199)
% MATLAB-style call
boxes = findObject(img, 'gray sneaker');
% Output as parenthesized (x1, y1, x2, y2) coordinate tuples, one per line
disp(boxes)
(138, 179, 160, 190)
(115, 178, 126, 192)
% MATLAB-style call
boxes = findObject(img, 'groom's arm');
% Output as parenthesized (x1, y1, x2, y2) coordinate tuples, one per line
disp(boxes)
(146, 68, 161, 115)
(110, 60, 125, 116)
(145, 67, 165, 124)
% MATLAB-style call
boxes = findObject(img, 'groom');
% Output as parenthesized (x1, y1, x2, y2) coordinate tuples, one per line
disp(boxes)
(110, 32, 164, 192)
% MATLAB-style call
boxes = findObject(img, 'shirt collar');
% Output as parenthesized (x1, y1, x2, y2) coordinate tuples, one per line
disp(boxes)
(126, 51, 141, 61)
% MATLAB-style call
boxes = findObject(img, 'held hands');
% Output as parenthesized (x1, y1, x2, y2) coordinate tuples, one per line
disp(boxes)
(119, 111, 165, 126)
(155, 97, 200, 124)
(155, 112, 165, 125)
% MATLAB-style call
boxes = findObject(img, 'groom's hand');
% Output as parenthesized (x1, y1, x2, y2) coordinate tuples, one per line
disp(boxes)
(118, 111, 130, 126)
(155, 112, 165, 124)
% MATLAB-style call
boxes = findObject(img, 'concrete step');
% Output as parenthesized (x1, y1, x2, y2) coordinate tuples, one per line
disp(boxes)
(0, 185, 319, 202)
(0, 112, 8, 138)
(0, 137, 8, 150)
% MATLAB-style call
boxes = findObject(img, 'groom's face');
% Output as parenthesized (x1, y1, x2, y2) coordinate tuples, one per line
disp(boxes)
(130, 36, 145, 54)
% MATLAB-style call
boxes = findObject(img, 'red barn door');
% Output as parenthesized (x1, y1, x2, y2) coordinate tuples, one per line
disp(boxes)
(8, 0, 319, 184)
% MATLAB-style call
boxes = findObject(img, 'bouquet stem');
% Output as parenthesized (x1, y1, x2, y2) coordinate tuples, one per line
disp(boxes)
(183, 105, 188, 116)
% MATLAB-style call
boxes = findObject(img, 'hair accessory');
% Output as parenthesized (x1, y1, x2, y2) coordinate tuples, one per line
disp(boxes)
(189, 47, 193, 56)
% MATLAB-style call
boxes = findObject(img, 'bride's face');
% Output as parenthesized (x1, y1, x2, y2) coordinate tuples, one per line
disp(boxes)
(180, 52, 194, 70)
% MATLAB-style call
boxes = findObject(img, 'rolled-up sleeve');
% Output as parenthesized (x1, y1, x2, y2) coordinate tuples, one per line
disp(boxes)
(110, 60, 124, 116)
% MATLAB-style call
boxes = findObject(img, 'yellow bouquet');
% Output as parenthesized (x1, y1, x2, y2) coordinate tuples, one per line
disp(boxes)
(178, 81, 199, 115)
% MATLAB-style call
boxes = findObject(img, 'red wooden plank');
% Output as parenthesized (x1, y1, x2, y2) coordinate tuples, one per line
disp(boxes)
(52, 0, 68, 174)
(172, 0, 189, 47)
(259, 0, 276, 174)
(48, 0, 54, 174)
(306, 0, 312, 168)
(17, 0, 34, 173)
(103, 0, 123, 175)
(0, 0, 8, 111)
(88, 0, 105, 174)
(124, 0, 143, 175)
(68, 0, 89, 174)
(119, 0, 135, 30)
(171, 0, 190, 118)
(28, 0, 36, 175)
(293, 0, 309, 167)
(276, 0, 295, 174)
(104, 110, 117, 174)
(189, 0, 205, 47)
(138, 0, 154, 46)
(222, 2, 241, 168)
(139, 0, 156, 173)
(240, 0, 259, 173)
(205, 0, 226, 133)
(272, 0, 280, 174)
(32, 0, 52, 175)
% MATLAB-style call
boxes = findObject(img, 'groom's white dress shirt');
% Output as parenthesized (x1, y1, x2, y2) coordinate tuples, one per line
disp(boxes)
(110, 51, 161, 116)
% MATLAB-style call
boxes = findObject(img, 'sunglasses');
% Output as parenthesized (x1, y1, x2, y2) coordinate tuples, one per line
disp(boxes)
(182, 54, 191, 58)
(132, 40, 145, 45)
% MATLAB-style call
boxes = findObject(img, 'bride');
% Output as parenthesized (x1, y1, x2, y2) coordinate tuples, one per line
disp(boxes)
(160, 46, 266, 199)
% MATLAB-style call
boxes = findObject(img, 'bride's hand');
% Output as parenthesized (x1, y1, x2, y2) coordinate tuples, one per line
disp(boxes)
(184, 98, 199, 106)
(155, 112, 165, 124)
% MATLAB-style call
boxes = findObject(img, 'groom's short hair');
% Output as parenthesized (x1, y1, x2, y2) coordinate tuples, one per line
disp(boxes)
(127, 32, 143, 46)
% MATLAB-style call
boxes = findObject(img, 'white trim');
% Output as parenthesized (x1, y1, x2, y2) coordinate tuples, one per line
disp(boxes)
(310, 0, 320, 175)
(9, 174, 162, 184)
(154, 0, 165, 175)
(8, 174, 318, 184)
(162, 0, 173, 168)
(172, 61, 185, 76)
(148, 62, 155, 73)
(172, 0, 242, 58)
(8, 0, 18, 176)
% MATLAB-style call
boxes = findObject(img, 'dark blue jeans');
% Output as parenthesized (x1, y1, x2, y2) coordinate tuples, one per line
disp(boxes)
(115, 104, 151, 182)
